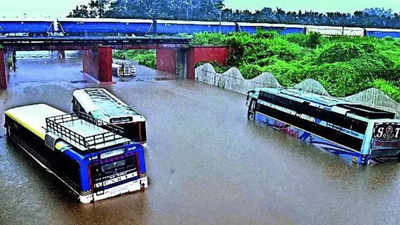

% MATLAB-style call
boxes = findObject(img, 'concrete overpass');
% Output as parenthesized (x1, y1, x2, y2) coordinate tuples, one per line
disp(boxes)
(0, 36, 229, 89)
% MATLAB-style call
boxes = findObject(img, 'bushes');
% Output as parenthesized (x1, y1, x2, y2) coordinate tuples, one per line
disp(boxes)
(195, 61, 229, 73)
(317, 42, 365, 64)
(192, 32, 400, 102)
(190, 32, 227, 45)
(285, 33, 308, 46)
(7, 59, 12, 68)
(265, 60, 306, 86)
(134, 53, 156, 69)
(315, 62, 373, 96)
(255, 29, 278, 39)
(239, 64, 268, 79)
(113, 49, 156, 69)
(226, 33, 302, 65)
(305, 32, 322, 48)
(373, 79, 400, 102)
(113, 51, 125, 59)
(284, 33, 321, 49)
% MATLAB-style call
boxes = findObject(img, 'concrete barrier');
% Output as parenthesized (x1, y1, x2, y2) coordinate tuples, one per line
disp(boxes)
(294, 79, 330, 96)
(195, 63, 280, 95)
(195, 63, 400, 117)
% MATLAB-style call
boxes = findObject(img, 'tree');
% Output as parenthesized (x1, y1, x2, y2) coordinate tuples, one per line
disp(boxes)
(68, 5, 90, 18)
(67, 1, 400, 29)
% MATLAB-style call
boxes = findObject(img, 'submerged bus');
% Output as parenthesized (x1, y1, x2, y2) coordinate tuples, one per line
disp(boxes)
(246, 88, 400, 165)
(72, 88, 147, 143)
(5, 104, 148, 203)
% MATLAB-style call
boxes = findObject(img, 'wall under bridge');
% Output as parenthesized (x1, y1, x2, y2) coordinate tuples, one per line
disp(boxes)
(0, 49, 9, 89)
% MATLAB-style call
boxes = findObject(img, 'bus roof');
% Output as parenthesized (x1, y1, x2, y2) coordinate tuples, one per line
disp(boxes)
(5, 104, 66, 140)
(256, 88, 396, 120)
(46, 114, 131, 151)
(73, 88, 143, 121)
(6, 104, 131, 151)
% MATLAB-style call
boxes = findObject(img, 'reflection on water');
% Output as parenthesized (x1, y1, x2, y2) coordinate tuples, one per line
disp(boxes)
(16, 51, 81, 59)
(1, 56, 400, 225)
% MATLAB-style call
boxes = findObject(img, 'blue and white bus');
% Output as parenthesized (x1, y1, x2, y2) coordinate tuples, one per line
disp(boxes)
(5, 104, 148, 203)
(247, 88, 400, 165)
(72, 88, 147, 144)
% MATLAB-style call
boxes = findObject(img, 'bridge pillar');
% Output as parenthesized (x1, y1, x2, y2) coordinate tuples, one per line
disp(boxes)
(0, 48, 9, 89)
(187, 46, 229, 79)
(156, 49, 177, 75)
(58, 50, 65, 60)
(12, 51, 16, 72)
(156, 48, 188, 78)
(82, 46, 112, 83)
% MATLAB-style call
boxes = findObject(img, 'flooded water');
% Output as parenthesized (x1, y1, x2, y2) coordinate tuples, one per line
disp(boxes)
(1, 55, 400, 225)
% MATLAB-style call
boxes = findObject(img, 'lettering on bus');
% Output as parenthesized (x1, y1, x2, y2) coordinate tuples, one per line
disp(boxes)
(374, 123, 400, 140)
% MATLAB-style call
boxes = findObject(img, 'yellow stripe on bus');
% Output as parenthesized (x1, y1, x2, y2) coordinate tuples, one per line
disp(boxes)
(5, 111, 46, 140)
(6, 111, 71, 151)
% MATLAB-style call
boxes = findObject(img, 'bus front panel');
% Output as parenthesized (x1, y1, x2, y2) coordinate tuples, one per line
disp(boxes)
(370, 122, 400, 160)
(88, 144, 147, 198)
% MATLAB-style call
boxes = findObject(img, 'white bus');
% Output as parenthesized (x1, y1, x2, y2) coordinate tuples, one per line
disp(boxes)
(72, 88, 147, 143)
(5, 104, 148, 203)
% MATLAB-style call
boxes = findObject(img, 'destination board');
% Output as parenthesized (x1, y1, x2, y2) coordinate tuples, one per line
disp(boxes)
(373, 123, 400, 141)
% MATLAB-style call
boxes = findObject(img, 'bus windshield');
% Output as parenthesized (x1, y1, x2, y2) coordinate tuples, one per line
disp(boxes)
(371, 122, 400, 160)
(90, 155, 138, 192)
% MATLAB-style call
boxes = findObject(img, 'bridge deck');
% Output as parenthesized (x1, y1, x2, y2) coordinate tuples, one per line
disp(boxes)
(0, 36, 191, 50)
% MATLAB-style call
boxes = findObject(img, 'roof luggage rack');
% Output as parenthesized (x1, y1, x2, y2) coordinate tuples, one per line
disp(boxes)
(83, 88, 135, 113)
(84, 88, 126, 107)
(45, 113, 130, 151)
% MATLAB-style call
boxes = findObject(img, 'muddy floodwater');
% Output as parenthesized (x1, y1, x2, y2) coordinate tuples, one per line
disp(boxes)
(1, 55, 400, 225)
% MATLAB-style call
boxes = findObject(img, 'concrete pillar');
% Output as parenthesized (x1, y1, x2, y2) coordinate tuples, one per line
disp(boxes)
(176, 49, 187, 79)
(12, 51, 16, 72)
(0, 48, 8, 89)
(98, 47, 112, 82)
(82, 46, 112, 83)
(156, 48, 188, 78)
(156, 48, 177, 75)
(58, 50, 65, 60)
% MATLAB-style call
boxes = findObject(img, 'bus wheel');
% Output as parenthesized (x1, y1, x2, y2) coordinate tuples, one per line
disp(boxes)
(247, 99, 256, 120)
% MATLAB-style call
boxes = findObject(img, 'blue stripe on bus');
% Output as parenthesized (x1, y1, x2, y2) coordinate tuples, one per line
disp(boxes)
(79, 160, 91, 191)
(64, 149, 86, 161)
(63, 149, 91, 191)
(137, 147, 146, 174)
